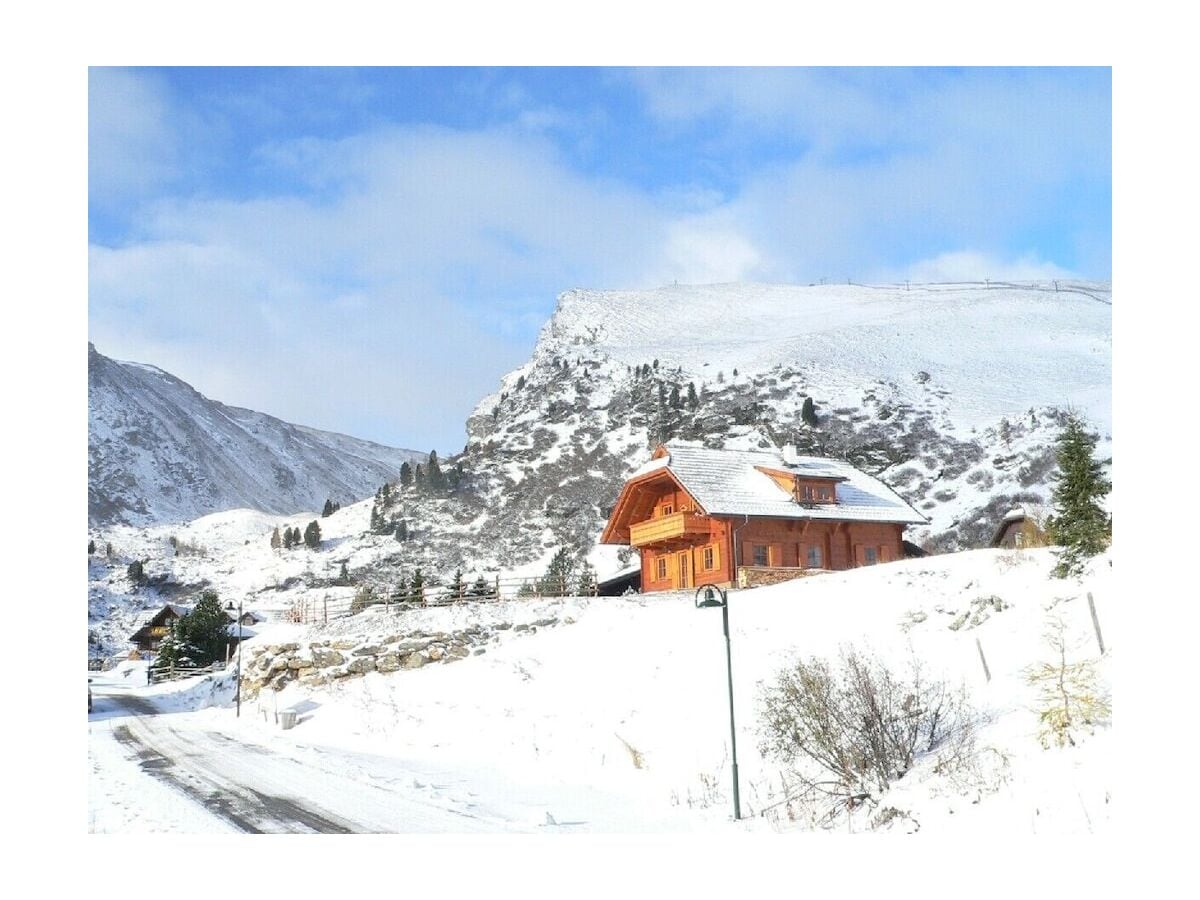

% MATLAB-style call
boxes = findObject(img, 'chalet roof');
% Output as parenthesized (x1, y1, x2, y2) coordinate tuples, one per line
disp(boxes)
(640, 443, 927, 525)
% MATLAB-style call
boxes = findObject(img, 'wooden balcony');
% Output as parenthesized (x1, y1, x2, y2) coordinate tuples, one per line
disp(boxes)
(629, 511, 710, 547)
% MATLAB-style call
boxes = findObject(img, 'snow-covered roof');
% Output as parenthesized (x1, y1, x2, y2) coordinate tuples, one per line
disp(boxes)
(652, 443, 927, 525)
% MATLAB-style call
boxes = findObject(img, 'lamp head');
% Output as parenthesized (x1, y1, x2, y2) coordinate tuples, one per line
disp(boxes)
(694, 585, 726, 609)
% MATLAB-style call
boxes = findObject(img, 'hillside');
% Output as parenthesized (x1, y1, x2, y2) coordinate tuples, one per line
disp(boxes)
(89, 545, 1113, 833)
(88, 280, 1111, 659)
(88, 343, 425, 526)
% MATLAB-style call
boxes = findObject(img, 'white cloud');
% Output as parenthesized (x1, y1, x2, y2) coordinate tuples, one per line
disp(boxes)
(895, 250, 1078, 284)
(88, 68, 179, 208)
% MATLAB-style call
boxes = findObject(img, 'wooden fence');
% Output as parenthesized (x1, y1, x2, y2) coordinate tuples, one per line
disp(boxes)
(286, 573, 599, 625)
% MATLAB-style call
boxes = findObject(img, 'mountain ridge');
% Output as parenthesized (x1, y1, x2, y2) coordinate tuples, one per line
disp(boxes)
(88, 343, 426, 527)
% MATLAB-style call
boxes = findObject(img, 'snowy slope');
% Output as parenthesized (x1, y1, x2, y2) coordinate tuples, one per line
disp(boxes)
(89, 343, 425, 526)
(502, 281, 1111, 433)
(90, 545, 1113, 834)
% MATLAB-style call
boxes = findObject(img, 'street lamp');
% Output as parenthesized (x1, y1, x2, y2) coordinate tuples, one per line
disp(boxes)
(225, 600, 242, 717)
(694, 584, 741, 821)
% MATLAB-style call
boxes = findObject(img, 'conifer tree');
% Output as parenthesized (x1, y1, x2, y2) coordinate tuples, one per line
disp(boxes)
(414, 464, 425, 491)
(408, 569, 426, 605)
(540, 546, 576, 597)
(427, 451, 445, 492)
(394, 520, 408, 542)
(470, 575, 492, 598)
(322, 498, 336, 518)
(802, 396, 819, 428)
(687, 382, 699, 410)
(338, 561, 350, 585)
(450, 569, 465, 600)
(88, 539, 96, 555)
(1046, 415, 1111, 578)
(270, 526, 281, 549)
(400, 461, 413, 488)
(303, 520, 322, 549)
(669, 384, 682, 409)
(576, 560, 597, 596)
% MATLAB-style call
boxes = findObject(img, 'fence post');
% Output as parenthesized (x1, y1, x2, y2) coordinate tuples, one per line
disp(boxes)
(1087, 592, 1106, 656)
(975, 637, 991, 683)
(323, 596, 328, 625)
(494, 575, 500, 601)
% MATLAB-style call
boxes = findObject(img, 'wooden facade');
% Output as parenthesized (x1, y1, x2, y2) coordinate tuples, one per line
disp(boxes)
(602, 447, 915, 593)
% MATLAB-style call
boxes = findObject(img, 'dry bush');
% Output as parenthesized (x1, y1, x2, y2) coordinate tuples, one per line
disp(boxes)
(1025, 616, 1110, 748)
(758, 646, 976, 804)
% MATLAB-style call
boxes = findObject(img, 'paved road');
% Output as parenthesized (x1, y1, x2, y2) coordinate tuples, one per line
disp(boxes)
(93, 692, 533, 833)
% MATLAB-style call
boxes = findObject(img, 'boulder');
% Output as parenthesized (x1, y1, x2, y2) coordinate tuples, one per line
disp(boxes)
(331, 640, 358, 650)
(533, 617, 558, 628)
(311, 648, 345, 668)
(402, 652, 428, 669)
(376, 652, 402, 673)
(427, 645, 445, 662)
(287, 656, 314, 670)
(353, 645, 384, 656)
(513, 623, 530, 632)
(347, 657, 377, 675)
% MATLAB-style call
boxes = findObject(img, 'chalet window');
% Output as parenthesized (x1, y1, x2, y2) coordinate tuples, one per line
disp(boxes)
(703, 546, 715, 570)
(806, 545, 823, 568)
(864, 547, 878, 565)
(656, 557, 667, 580)
(660, 503, 674, 517)
(753, 545, 769, 567)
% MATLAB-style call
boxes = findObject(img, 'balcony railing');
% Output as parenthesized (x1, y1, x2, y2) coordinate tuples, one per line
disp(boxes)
(629, 511, 710, 547)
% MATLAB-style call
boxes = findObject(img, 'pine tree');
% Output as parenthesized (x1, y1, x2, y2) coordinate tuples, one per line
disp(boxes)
(394, 520, 408, 542)
(88, 539, 96, 555)
(303, 520, 322, 549)
(669, 384, 682, 409)
(338, 561, 350, 585)
(1046, 415, 1111, 578)
(392, 576, 408, 606)
(414, 464, 425, 491)
(182, 590, 234, 665)
(408, 569, 426, 605)
(801, 396, 818, 428)
(127, 560, 145, 584)
(427, 451, 445, 492)
(450, 569, 465, 600)
(270, 526, 281, 549)
(687, 382, 699, 410)
(470, 575, 492, 598)
(539, 546, 576, 597)
(576, 560, 597, 596)
(400, 461, 413, 488)
(322, 498, 336, 518)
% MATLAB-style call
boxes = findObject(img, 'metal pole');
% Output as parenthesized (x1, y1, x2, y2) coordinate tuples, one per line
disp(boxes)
(722, 601, 741, 821)
(236, 602, 242, 718)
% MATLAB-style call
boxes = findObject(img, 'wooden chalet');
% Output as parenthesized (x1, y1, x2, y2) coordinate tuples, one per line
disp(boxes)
(129, 603, 191, 653)
(601, 443, 927, 592)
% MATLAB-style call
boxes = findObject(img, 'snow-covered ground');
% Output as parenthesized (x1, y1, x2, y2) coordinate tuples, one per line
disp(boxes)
(89, 545, 1111, 834)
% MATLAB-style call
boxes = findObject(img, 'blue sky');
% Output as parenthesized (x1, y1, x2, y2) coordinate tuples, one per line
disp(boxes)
(89, 67, 1111, 451)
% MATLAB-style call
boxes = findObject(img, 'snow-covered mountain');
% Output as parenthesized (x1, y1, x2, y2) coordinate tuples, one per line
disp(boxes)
(88, 343, 425, 527)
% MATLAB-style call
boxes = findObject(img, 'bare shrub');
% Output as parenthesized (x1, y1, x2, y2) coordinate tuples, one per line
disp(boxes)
(758, 647, 975, 804)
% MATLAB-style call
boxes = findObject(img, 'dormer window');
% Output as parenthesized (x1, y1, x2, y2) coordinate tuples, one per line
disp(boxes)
(794, 481, 835, 504)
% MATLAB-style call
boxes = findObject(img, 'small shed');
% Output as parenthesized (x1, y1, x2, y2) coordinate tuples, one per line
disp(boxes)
(597, 565, 642, 596)
(990, 508, 1046, 549)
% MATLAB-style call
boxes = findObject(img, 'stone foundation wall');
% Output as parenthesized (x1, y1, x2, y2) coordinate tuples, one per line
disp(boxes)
(242, 616, 562, 697)
(736, 566, 827, 589)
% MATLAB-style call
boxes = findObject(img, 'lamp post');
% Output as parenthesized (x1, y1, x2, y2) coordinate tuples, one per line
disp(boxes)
(694, 584, 741, 821)
(225, 600, 242, 718)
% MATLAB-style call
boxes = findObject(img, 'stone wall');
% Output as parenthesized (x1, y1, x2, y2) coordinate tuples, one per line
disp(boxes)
(736, 566, 827, 589)
(241, 617, 561, 697)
